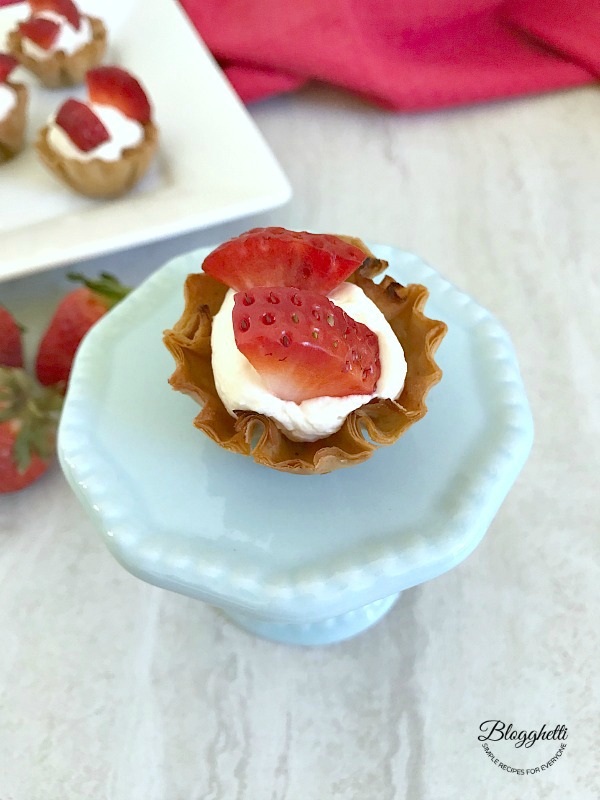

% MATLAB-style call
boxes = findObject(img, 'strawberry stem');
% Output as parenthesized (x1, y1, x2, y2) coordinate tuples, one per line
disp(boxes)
(0, 367, 63, 472)
(67, 271, 131, 310)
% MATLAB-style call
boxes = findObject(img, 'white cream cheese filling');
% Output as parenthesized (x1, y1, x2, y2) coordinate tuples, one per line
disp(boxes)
(47, 103, 143, 162)
(211, 281, 407, 442)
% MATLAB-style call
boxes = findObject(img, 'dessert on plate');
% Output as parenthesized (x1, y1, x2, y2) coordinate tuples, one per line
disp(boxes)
(0, 54, 27, 163)
(7, 0, 106, 88)
(36, 66, 158, 198)
(164, 228, 447, 475)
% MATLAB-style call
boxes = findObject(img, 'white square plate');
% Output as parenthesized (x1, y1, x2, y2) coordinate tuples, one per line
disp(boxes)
(0, 0, 291, 282)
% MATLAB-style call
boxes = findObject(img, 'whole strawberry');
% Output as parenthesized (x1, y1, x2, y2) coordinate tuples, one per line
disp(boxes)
(0, 367, 63, 493)
(36, 272, 129, 390)
(0, 305, 23, 368)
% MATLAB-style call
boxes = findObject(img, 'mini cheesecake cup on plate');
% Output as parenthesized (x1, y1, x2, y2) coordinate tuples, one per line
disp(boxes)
(7, 16, 106, 88)
(35, 120, 158, 198)
(0, 81, 27, 163)
(164, 238, 448, 475)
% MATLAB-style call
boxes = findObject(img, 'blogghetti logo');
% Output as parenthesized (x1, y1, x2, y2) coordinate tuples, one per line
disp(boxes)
(478, 720, 568, 775)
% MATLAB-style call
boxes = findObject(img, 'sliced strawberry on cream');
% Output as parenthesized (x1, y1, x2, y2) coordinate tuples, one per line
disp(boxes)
(87, 67, 152, 124)
(211, 281, 406, 442)
(30, 0, 81, 30)
(45, 66, 153, 163)
(47, 100, 144, 161)
(37, 62, 157, 195)
(203, 228, 369, 295)
(55, 98, 109, 152)
(18, 16, 60, 49)
(19, 0, 92, 62)
(7, 0, 106, 91)
(203, 229, 406, 440)
(233, 287, 381, 402)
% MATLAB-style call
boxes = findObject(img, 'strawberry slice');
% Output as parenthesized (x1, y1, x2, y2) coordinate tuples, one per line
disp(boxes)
(86, 67, 152, 124)
(0, 306, 23, 369)
(55, 98, 109, 152)
(0, 53, 19, 83)
(203, 228, 369, 295)
(18, 16, 60, 49)
(233, 286, 381, 403)
(29, 0, 81, 30)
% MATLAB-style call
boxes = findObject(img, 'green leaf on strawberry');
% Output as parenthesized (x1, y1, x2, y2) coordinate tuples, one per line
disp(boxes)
(67, 271, 131, 308)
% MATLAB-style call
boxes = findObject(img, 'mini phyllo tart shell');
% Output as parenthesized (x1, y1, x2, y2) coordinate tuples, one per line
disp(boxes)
(163, 239, 447, 475)
(8, 16, 106, 88)
(35, 120, 158, 198)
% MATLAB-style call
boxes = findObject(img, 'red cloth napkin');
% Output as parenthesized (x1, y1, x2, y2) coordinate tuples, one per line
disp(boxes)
(2, 0, 598, 108)
(179, 0, 600, 108)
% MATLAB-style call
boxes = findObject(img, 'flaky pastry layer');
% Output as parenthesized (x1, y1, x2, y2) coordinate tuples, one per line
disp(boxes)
(164, 240, 447, 474)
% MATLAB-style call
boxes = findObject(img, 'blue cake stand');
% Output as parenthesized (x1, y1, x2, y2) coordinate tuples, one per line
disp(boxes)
(58, 244, 533, 645)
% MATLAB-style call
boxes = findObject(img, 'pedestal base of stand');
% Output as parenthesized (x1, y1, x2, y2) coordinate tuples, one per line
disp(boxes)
(225, 593, 400, 645)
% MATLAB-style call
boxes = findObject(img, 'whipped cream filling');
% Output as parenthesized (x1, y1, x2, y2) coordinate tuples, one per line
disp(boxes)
(0, 83, 17, 123)
(21, 11, 92, 61)
(211, 282, 407, 442)
(47, 103, 144, 162)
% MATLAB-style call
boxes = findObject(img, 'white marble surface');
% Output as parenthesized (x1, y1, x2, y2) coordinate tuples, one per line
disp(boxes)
(1, 84, 599, 799)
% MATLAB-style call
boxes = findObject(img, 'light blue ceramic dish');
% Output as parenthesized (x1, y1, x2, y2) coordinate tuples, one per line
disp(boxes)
(58, 244, 533, 645)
